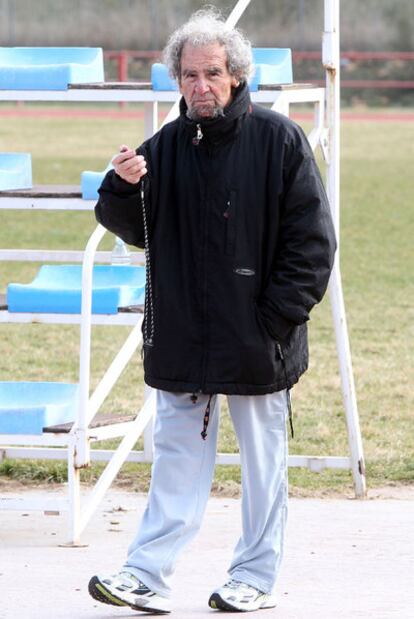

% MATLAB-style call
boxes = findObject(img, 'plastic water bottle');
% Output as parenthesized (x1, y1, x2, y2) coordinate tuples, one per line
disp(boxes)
(111, 237, 131, 265)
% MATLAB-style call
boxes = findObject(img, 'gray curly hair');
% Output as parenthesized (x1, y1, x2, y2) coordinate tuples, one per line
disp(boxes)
(163, 7, 253, 84)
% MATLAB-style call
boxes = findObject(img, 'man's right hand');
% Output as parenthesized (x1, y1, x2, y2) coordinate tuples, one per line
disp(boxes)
(112, 144, 147, 185)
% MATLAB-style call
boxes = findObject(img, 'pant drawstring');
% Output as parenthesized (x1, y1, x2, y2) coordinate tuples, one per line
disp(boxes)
(201, 394, 213, 440)
(286, 388, 294, 439)
(276, 343, 294, 439)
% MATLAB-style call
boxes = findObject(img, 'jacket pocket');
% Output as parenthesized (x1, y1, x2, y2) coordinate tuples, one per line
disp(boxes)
(224, 190, 237, 256)
(253, 300, 274, 342)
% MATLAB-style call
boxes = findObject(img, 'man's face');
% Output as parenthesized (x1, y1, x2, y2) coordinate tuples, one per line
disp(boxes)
(179, 42, 239, 121)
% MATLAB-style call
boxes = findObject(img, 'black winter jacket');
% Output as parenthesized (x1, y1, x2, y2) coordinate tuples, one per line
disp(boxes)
(95, 83, 336, 395)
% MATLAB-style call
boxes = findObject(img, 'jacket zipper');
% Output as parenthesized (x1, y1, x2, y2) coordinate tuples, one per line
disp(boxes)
(200, 144, 213, 393)
(192, 123, 203, 145)
(224, 190, 237, 255)
(200, 181, 210, 393)
(192, 122, 208, 392)
(192, 122, 211, 393)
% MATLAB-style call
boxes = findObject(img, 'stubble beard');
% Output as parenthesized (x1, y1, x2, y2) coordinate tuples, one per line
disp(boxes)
(186, 103, 225, 121)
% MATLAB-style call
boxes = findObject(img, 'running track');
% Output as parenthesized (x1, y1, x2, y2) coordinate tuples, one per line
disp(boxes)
(1, 106, 414, 122)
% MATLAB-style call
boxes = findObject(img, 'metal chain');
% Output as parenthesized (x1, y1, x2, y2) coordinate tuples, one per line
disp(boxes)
(140, 180, 154, 347)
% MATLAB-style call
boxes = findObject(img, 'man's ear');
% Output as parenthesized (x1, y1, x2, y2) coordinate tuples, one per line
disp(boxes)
(231, 76, 240, 88)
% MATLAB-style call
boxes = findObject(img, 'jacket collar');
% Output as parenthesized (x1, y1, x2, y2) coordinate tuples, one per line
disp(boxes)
(179, 81, 251, 147)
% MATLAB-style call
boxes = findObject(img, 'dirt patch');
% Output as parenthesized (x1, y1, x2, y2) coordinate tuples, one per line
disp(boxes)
(365, 485, 414, 500)
(1, 476, 413, 500)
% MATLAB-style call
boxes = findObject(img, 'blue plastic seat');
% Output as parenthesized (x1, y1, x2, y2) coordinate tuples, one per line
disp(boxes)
(0, 47, 104, 90)
(0, 381, 79, 434)
(81, 163, 112, 200)
(151, 63, 178, 91)
(250, 48, 293, 91)
(7, 265, 146, 314)
(0, 152, 32, 191)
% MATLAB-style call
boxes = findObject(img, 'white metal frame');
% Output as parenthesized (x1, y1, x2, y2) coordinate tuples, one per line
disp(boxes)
(323, 0, 366, 495)
(0, 0, 365, 544)
(0, 223, 148, 542)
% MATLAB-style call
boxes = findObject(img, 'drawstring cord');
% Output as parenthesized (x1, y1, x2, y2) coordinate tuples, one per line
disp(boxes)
(276, 343, 294, 439)
(191, 393, 213, 440)
(140, 179, 155, 349)
(201, 394, 213, 440)
(190, 393, 213, 441)
(286, 389, 294, 439)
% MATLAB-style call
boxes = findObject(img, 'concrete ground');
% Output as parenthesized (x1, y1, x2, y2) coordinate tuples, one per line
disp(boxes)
(0, 486, 413, 619)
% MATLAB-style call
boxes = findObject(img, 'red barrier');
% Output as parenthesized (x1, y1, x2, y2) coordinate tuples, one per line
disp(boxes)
(312, 80, 414, 89)
(104, 50, 160, 81)
(104, 50, 414, 90)
(293, 51, 414, 61)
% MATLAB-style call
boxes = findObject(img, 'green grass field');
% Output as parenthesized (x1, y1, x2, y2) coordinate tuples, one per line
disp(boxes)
(0, 106, 413, 496)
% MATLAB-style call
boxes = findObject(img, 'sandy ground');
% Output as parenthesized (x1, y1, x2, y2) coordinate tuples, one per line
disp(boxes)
(0, 485, 413, 619)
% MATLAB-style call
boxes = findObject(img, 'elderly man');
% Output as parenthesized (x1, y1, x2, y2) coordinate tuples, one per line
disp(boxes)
(88, 8, 336, 615)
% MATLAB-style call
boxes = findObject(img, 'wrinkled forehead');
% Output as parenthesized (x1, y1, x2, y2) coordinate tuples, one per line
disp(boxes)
(180, 41, 229, 72)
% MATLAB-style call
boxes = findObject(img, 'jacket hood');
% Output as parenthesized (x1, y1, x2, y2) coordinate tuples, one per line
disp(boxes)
(179, 81, 251, 147)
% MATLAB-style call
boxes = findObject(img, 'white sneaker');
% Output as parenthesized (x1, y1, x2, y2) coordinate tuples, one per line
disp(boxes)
(88, 571, 171, 614)
(208, 579, 277, 612)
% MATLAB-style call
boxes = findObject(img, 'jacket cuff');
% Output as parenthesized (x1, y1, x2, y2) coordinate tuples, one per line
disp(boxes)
(112, 173, 140, 193)
(99, 169, 141, 196)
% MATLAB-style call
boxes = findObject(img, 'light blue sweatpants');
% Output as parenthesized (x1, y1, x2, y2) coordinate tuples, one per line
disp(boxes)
(124, 389, 289, 597)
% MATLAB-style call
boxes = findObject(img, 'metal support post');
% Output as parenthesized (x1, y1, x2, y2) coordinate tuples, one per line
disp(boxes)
(75, 223, 107, 468)
(77, 390, 157, 539)
(144, 100, 158, 139)
(323, 0, 366, 497)
(66, 439, 84, 546)
(329, 261, 366, 497)
(143, 385, 155, 462)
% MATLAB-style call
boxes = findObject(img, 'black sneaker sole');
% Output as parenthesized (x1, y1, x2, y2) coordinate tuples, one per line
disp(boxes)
(130, 602, 171, 615)
(209, 592, 275, 613)
(88, 576, 171, 614)
(88, 576, 128, 607)
(208, 593, 243, 612)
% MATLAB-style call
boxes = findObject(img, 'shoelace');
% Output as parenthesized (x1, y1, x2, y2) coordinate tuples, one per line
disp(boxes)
(225, 579, 253, 591)
(117, 572, 149, 592)
(226, 579, 266, 595)
(115, 572, 137, 585)
(225, 580, 242, 589)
